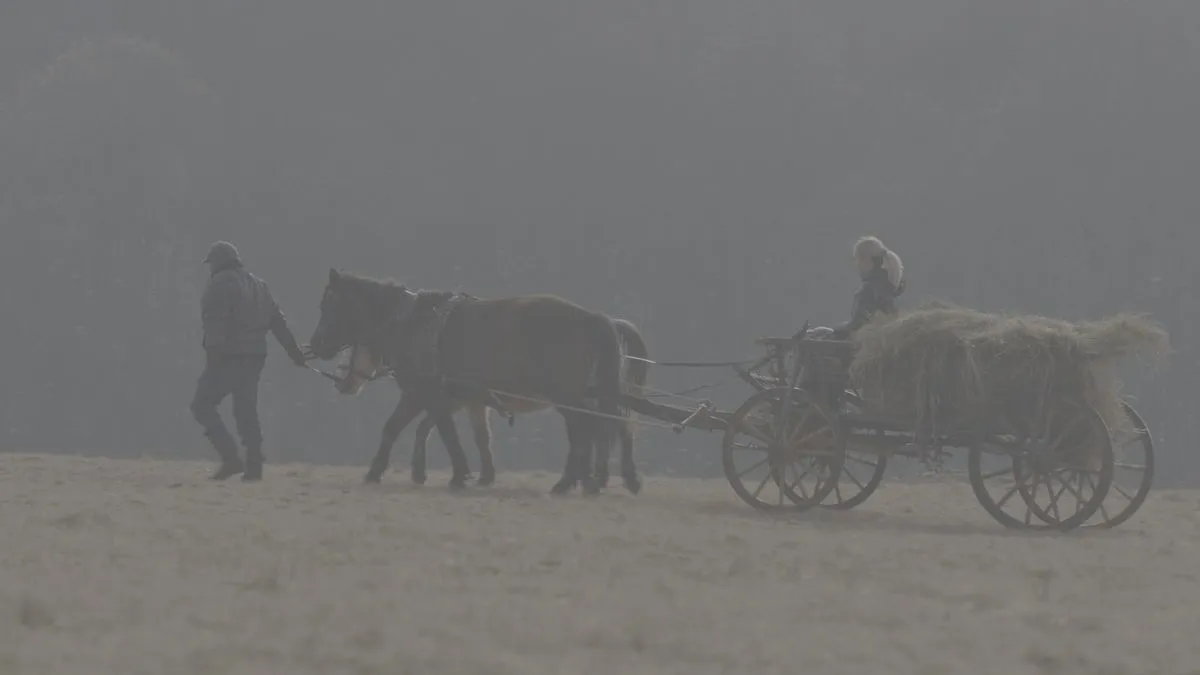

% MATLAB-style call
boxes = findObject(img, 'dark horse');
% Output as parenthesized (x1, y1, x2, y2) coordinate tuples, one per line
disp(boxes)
(397, 318, 650, 489)
(307, 268, 630, 494)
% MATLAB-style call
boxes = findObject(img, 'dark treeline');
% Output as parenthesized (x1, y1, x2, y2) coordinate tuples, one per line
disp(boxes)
(1, 1, 1196, 480)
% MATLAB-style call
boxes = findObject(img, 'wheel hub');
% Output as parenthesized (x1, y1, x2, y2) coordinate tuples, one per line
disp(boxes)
(1022, 437, 1060, 475)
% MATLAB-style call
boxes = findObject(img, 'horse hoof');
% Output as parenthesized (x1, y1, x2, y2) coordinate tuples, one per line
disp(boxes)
(363, 472, 383, 484)
(550, 480, 574, 495)
(477, 472, 495, 487)
(581, 478, 601, 496)
(623, 475, 642, 495)
(596, 474, 610, 489)
(448, 478, 469, 490)
(411, 472, 426, 485)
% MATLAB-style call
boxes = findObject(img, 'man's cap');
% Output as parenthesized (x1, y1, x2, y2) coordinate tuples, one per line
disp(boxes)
(202, 240, 242, 266)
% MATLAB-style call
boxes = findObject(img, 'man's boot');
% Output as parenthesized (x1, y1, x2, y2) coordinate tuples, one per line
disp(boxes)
(242, 447, 263, 482)
(210, 456, 244, 480)
(206, 430, 244, 480)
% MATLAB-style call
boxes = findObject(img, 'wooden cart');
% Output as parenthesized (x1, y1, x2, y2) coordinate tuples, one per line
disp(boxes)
(621, 327, 1154, 532)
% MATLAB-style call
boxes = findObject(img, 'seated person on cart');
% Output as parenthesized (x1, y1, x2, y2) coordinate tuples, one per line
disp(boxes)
(828, 236, 905, 340)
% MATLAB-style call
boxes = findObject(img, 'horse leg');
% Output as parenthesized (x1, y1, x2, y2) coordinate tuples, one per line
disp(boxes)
(416, 401, 475, 484)
(574, 413, 600, 496)
(552, 410, 599, 496)
(593, 430, 610, 489)
(366, 392, 425, 483)
(467, 403, 495, 486)
(427, 392, 472, 489)
(411, 413, 436, 485)
(551, 435, 582, 494)
(550, 407, 580, 494)
(618, 423, 642, 495)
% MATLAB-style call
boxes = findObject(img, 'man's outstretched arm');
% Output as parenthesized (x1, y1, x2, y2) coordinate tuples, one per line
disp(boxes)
(268, 301, 309, 366)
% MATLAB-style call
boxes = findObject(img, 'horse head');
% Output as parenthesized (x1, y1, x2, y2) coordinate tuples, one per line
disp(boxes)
(309, 267, 414, 361)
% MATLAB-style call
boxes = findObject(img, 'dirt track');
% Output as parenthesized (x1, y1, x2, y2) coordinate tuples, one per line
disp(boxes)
(0, 452, 1196, 675)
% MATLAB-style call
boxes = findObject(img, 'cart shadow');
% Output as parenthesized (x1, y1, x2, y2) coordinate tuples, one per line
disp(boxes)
(686, 500, 1139, 538)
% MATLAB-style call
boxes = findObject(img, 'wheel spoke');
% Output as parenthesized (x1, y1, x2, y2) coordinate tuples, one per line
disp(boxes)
(735, 455, 771, 480)
(786, 408, 816, 444)
(742, 424, 775, 447)
(1046, 477, 1066, 521)
(789, 462, 813, 486)
(995, 483, 1021, 509)
(793, 424, 834, 449)
(772, 400, 796, 442)
(751, 472, 772, 500)
(1053, 469, 1090, 505)
(1087, 472, 1112, 522)
(789, 464, 812, 500)
(1111, 483, 1136, 502)
(841, 466, 864, 490)
(844, 467, 866, 491)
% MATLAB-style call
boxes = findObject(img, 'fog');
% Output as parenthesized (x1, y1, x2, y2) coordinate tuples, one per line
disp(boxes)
(1, 0, 1196, 481)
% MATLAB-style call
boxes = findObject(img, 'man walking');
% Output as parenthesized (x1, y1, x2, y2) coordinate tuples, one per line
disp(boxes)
(191, 241, 308, 481)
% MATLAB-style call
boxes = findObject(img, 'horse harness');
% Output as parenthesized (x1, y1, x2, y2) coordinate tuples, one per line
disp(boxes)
(382, 291, 519, 426)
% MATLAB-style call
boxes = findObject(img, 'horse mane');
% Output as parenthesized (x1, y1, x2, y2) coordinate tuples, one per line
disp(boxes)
(334, 270, 405, 291)
(333, 271, 412, 306)
(333, 271, 471, 321)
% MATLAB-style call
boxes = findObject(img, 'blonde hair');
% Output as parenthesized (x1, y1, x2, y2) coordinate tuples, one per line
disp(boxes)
(853, 236, 904, 290)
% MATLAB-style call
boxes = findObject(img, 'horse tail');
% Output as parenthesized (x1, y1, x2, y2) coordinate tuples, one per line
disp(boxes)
(611, 318, 650, 437)
(586, 313, 625, 446)
(613, 318, 650, 391)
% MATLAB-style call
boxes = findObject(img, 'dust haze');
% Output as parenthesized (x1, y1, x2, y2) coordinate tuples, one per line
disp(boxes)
(0, 1, 1197, 673)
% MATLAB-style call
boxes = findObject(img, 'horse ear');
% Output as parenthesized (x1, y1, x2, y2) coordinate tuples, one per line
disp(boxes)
(328, 268, 340, 284)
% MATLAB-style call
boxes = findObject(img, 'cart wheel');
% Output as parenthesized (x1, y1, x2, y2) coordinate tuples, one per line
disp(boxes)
(722, 387, 844, 512)
(821, 392, 888, 510)
(1080, 401, 1154, 529)
(968, 398, 1114, 531)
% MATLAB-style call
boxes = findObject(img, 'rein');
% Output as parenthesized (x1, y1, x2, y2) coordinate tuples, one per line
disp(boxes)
(303, 347, 393, 385)
(307, 364, 343, 383)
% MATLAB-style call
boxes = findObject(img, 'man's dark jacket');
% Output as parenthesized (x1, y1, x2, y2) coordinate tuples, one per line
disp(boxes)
(832, 259, 904, 338)
(201, 247, 303, 359)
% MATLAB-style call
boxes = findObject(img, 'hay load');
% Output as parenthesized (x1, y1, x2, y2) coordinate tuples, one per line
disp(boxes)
(847, 304, 1169, 438)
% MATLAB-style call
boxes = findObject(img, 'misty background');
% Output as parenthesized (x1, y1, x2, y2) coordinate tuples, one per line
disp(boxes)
(0, 1, 1195, 481)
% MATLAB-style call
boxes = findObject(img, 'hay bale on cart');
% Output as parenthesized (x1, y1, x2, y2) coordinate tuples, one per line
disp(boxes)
(846, 304, 1169, 455)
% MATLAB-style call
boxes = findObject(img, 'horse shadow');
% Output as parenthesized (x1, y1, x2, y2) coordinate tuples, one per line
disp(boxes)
(352, 474, 564, 502)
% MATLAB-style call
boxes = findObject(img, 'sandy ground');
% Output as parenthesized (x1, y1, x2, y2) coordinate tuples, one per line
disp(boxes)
(0, 453, 1197, 675)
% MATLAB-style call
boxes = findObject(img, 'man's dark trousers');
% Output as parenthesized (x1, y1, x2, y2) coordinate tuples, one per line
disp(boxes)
(190, 352, 268, 476)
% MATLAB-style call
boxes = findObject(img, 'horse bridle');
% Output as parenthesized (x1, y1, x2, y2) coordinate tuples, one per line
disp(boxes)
(343, 344, 394, 384)
(307, 289, 411, 385)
